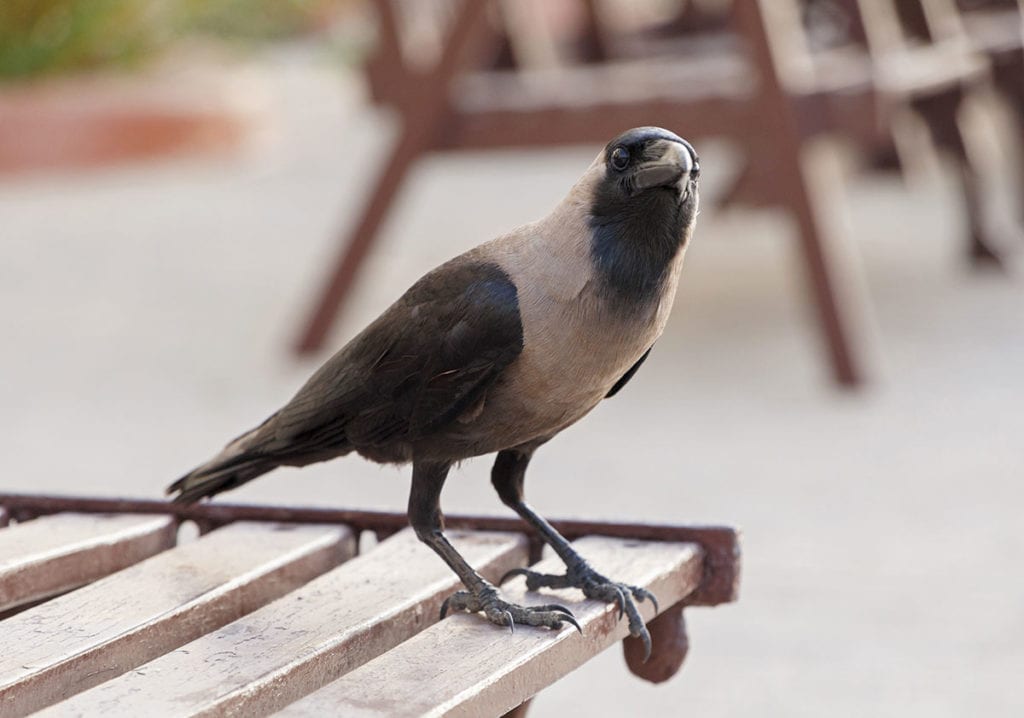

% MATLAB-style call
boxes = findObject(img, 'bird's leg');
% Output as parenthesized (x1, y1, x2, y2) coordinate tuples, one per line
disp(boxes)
(491, 449, 658, 658)
(408, 460, 580, 633)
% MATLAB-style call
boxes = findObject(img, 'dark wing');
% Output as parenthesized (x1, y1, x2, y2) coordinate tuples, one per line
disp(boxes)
(270, 260, 524, 455)
(168, 259, 524, 503)
(605, 345, 652, 398)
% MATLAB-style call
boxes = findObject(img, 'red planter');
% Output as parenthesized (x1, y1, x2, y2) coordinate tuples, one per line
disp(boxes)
(0, 66, 261, 174)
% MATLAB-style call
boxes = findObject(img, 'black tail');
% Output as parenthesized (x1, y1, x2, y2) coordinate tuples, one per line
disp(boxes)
(167, 412, 286, 504)
(167, 451, 277, 504)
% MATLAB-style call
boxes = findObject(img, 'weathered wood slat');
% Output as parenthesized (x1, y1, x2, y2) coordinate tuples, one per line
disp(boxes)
(0, 513, 176, 613)
(279, 537, 703, 718)
(37, 529, 528, 718)
(0, 521, 354, 717)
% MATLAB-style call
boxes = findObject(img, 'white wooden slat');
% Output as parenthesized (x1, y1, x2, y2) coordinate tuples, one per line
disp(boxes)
(0, 521, 354, 717)
(279, 537, 703, 718)
(36, 529, 528, 718)
(0, 512, 176, 612)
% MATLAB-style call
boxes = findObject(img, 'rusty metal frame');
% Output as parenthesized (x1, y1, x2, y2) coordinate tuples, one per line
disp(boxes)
(0, 492, 739, 607)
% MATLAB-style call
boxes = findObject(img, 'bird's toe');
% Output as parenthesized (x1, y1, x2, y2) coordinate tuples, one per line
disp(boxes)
(504, 563, 659, 661)
(440, 585, 582, 634)
(579, 577, 655, 661)
(499, 567, 571, 591)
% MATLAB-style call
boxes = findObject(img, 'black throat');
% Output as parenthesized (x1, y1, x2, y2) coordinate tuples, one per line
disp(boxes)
(589, 185, 695, 306)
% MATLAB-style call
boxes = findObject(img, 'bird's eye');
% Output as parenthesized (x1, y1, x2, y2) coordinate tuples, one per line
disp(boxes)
(610, 146, 630, 171)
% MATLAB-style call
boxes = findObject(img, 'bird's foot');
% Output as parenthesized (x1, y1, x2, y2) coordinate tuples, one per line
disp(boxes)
(440, 584, 581, 634)
(501, 561, 658, 659)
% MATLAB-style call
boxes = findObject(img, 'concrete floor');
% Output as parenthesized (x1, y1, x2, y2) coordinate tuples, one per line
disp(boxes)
(2, 50, 1023, 716)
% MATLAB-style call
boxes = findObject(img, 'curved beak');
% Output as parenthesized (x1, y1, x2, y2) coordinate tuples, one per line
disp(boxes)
(632, 139, 699, 193)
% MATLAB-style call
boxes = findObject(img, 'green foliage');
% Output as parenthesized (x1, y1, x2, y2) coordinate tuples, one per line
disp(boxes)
(0, 0, 334, 81)
(180, 0, 331, 43)
(0, 0, 177, 80)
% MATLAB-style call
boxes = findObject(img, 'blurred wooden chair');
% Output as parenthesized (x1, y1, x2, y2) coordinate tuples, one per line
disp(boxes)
(295, 0, 1021, 388)
(844, 0, 1017, 263)
(923, 0, 1024, 226)
(959, 0, 1024, 131)
(581, 0, 1015, 261)
(295, 0, 875, 387)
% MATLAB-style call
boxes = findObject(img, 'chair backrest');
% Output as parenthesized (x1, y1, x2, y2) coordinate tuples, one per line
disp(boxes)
(856, 0, 972, 51)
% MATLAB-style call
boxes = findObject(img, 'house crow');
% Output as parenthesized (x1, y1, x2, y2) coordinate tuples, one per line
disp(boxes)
(168, 126, 700, 656)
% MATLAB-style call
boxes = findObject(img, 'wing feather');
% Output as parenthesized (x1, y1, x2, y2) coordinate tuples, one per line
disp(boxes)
(270, 259, 524, 455)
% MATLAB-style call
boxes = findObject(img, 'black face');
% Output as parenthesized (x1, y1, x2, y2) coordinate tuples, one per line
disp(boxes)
(589, 127, 700, 306)
(602, 127, 699, 197)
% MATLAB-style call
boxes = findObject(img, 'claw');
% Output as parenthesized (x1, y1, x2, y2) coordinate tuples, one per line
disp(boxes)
(531, 603, 576, 617)
(611, 585, 627, 620)
(504, 610, 515, 633)
(439, 596, 453, 620)
(634, 585, 659, 614)
(562, 613, 583, 634)
(638, 628, 652, 663)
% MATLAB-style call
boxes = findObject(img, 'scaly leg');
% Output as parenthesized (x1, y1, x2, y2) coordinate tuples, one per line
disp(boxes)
(409, 460, 580, 633)
(490, 449, 658, 658)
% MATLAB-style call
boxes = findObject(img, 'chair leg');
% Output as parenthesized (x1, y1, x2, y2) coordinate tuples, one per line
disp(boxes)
(992, 54, 1024, 223)
(781, 144, 870, 386)
(992, 54, 1024, 143)
(912, 88, 1006, 266)
(294, 0, 493, 354)
(733, 0, 872, 386)
(293, 125, 423, 354)
(726, 139, 870, 386)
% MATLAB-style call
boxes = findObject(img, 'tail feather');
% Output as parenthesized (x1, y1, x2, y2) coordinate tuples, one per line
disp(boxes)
(167, 455, 278, 504)
(169, 463, 274, 504)
(167, 411, 348, 504)
(168, 421, 278, 504)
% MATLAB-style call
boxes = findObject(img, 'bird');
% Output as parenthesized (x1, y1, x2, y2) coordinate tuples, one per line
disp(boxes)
(168, 126, 700, 656)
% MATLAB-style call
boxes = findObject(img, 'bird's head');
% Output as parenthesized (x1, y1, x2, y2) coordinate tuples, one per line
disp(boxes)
(598, 126, 699, 202)
(580, 127, 700, 302)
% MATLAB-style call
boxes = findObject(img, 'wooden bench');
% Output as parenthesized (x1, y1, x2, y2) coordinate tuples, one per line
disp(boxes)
(0, 494, 740, 717)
